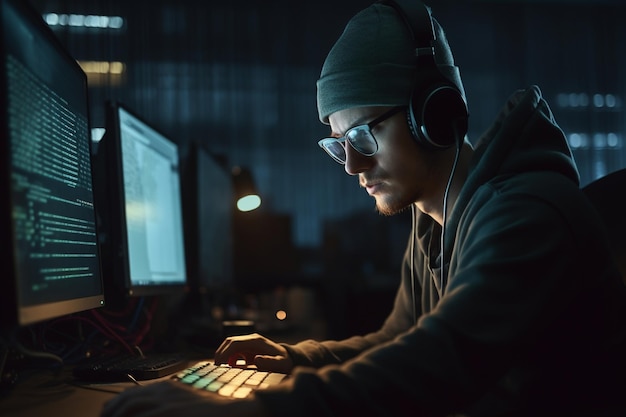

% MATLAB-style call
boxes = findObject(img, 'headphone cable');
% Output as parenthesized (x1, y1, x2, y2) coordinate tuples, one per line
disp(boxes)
(439, 124, 463, 297)
(410, 204, 417, 324)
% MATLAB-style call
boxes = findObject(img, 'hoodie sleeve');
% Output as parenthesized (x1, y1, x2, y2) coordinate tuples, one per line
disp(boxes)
(280, 240, 418, 368)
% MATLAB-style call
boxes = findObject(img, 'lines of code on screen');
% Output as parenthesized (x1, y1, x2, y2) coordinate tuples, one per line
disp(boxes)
(7, 54, 101, 306)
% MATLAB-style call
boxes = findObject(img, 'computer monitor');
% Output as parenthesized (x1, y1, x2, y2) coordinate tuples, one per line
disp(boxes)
(94, 101, 187, 301)
(0, 0, 104, 330)
(182, 143, 234, 291)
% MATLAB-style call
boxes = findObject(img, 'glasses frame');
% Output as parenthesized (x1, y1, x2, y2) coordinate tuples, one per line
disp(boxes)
(318, 106, 406, 164)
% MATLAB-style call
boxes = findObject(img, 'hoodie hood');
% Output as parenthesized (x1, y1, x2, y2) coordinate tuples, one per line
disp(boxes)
(469, 85, 578, 185)
(449, 86, 578, 230)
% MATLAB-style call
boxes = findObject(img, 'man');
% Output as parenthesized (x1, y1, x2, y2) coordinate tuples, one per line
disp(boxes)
(102, 1, 626, 416)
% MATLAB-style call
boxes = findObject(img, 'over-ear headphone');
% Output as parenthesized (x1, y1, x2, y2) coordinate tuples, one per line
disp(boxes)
(381, 0, 469, 150)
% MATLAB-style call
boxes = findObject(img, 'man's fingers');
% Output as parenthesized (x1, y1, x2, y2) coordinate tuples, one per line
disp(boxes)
(254, 355, 293, 374)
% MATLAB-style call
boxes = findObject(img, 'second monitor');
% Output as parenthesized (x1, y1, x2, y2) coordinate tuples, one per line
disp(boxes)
(93, 102, 187, 302)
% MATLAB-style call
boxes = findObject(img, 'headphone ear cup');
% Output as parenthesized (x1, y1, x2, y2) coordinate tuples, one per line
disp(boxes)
(408, 84, 468, 150)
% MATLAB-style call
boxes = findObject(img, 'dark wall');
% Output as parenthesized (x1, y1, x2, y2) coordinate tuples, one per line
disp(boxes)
(28, 0, 626, 288)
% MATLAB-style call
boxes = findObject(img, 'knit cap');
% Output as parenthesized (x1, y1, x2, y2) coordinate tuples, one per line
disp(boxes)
(316, 2, 465, 124)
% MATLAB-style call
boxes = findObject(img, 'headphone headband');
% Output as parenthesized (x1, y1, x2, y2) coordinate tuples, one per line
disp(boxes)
(383, 0, 436, 57)
(379, 0, 469, 150)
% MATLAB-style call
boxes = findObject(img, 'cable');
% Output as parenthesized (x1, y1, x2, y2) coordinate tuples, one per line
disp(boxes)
(410, 204, 417, 325)
(12, 339, 63, 364)
(128, 296, 145, 332)
(410, 127, 463, 321)
(126, 373, 143, 386)
(438, 126, 463, 296)
(90, 310, 135, 354)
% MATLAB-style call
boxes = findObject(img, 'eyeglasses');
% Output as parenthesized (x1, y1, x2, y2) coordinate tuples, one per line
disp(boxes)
(318, 106, 405, 164)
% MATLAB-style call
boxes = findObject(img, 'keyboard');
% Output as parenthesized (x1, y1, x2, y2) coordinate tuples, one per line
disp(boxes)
(73, 353, 189, 382)
(172, 361, 288, 398)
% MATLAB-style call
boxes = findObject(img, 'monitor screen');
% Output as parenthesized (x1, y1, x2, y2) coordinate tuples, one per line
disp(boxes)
(183, 143, 234, 291)
(96, 102, 187, 299)
(0, 0, 104, 330)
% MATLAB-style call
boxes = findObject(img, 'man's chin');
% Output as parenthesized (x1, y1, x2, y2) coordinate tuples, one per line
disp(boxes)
(374, 197, 408, 217)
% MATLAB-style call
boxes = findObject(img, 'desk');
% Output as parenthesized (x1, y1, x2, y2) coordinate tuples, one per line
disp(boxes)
(0, 325, 317, 417)
(0, 367, 175, 417)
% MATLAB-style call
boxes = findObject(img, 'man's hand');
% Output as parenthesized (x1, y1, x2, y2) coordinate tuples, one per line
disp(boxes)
(214, 333, 294, 374)
(101, 380, 268, 417)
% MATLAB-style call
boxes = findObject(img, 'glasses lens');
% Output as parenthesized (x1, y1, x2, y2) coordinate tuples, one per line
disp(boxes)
(346, 126, 377, 156)
(319, 138, 346, 163)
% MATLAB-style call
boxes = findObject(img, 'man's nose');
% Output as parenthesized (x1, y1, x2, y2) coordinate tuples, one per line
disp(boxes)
(344, 141, 374, 175)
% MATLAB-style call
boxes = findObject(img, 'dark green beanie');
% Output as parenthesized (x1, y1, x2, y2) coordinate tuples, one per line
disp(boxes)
(316, 3, 465, 124)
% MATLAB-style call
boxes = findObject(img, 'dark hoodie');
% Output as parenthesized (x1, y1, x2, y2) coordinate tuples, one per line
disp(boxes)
(255, 86, 626, 417)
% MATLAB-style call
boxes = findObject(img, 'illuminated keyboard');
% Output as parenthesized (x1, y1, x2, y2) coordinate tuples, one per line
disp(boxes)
(173, 361, 288, 398)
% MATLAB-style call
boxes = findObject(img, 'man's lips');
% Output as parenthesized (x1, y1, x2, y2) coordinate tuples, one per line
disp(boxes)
(363, 181, 383, 195)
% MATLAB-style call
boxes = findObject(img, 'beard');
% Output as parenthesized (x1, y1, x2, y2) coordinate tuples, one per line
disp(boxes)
(361, 172, 418, 217)
(373, 193, 414, 216)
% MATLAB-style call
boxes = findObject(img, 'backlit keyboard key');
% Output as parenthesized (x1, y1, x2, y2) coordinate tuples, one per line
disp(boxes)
(172, 362, 288, 399)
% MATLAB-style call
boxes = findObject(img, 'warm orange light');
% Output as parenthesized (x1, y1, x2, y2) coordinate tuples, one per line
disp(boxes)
(275, 310, 287, 321)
